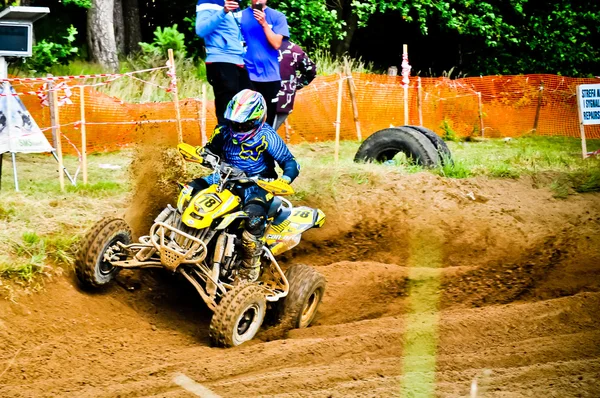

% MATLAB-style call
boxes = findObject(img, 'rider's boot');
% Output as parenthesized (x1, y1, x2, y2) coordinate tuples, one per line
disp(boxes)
(239, 230, 263, 282)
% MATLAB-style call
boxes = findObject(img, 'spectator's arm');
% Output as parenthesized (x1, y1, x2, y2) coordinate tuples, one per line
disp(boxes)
(263, 25, 284, 50)
(254, 9, 289, 50)
(296, 50, 317, 89)
(195, 7, 227, 38)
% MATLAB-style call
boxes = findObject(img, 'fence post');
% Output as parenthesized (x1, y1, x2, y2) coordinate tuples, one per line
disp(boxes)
(344, 60, 362, 141)
(334, 74, 344, 163)
(576, 86, 588, 159)
(532, 81, 544, 134)
(201, 83, 207, 145)
(3, 80, 19, 191)
(47, 74, 58, 150)
(417, 77, 423, 126)
(80, 85, 88, 185)
(402, 44, 411, 126)
(168, 49, 183, 143)
(477, 92, 484, 138)
(51, 83, 65, 192)
(284, 118, 291, 144)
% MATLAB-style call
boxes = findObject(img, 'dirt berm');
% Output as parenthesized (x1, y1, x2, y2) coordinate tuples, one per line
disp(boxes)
(1, 173, 599, 397)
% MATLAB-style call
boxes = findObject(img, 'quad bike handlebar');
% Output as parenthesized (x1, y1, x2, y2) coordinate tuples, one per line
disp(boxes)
(177, 142, 294, 196)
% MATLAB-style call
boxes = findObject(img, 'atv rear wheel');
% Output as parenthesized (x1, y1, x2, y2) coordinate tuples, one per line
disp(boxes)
(209, 284, 267, 347)
(75, 217, 132, 289)
(279, 264, 326, 329)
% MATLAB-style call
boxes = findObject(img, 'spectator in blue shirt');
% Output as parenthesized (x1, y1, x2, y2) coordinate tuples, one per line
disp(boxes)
(196, 0, 252, 125)
(240, 0, 289, 126)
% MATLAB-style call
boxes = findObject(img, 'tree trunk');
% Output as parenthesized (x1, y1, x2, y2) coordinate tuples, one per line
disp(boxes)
(114, 0, 126, 55)
(87, 0, 119, 71)
(123, 0, 142, 54)
(333, 11, 358, 57)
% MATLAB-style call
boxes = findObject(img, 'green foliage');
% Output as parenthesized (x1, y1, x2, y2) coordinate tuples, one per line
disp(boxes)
(139, 24, 187, 60)
(0, 232, 48, 282)
(271, 0, 344, 51)
(63, 0, 91, 8)
(440, 119, 459, 142)
(516, 1, 600, 76)
(269, 0, 598, 77)
(27, 26, 79, 73)
(435, 158, 472, 179)
(310, 49, 374, 75)
(183, 16, 206, 59)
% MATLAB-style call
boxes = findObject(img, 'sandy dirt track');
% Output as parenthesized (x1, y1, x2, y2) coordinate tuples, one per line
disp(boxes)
(1, 174, 600, 397)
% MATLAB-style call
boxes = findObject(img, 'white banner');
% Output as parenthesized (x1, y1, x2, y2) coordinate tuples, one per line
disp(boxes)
(0, 82, 53, 154)
(577, 84, 600, 126)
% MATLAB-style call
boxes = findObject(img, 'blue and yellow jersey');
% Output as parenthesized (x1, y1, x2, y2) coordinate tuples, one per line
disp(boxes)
(204, 124, 300, 182)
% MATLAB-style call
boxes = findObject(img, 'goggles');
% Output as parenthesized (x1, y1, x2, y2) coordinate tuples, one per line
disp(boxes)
(229, 119, 258, 133)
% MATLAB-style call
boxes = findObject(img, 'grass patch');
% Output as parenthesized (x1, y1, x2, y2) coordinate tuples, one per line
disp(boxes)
(1, 232, 49, 282)
(435, 158, 472, 179)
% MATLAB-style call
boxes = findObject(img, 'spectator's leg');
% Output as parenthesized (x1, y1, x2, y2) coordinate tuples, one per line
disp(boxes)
(273, 113, 289, 131)
(237, 66, 252, 92)
(206, 63, 245, 125)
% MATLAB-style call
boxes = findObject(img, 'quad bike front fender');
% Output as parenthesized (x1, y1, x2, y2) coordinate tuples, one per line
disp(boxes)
(215, 211, 249, 230)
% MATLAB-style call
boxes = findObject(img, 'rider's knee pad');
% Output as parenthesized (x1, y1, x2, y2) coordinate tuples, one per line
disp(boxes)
(244, 203, 267, 236)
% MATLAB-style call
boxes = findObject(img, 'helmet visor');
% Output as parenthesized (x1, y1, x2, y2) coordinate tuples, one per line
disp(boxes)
(229, 119, 258, 133)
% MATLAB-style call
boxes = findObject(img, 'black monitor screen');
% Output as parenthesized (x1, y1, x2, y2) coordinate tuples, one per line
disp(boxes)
(0, 24, 29, 53)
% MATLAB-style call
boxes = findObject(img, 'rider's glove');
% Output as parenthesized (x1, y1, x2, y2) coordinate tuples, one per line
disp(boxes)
(278, 175, 292, 183)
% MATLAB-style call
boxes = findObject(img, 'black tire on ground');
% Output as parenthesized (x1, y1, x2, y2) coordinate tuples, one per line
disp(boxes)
(209, 284, 267, 347)
(406, 125, 453, 164)
(353, 127, 440, 167)
(278, 264, 326, 329)
(75, 217, 132, 289)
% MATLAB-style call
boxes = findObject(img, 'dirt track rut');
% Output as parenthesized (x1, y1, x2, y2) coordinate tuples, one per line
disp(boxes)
(1, 175, 600, 397)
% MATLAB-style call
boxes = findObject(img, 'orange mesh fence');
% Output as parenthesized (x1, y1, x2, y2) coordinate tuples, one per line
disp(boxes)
(6, 72, 600, 155)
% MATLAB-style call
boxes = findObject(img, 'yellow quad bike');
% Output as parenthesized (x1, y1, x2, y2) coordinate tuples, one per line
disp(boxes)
(75, 143, 326, 347)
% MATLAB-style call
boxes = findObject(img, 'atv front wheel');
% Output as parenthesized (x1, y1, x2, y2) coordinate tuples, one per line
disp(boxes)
(279, 264, 326, 329)
(75, 217, 132, 289)
(209, 284, 267, 347)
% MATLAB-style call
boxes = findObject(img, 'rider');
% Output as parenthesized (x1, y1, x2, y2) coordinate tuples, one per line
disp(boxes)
(190, 89, 300, 281)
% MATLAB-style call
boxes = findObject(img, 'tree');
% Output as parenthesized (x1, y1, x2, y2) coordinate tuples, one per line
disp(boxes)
(87, 0, 119, 71)
(271, 0, 525, 56)
(270, 0, 599, 77)
(114, 0, 126, 55)
(123, 0, 142, 54)
(271, 0, 344, 52)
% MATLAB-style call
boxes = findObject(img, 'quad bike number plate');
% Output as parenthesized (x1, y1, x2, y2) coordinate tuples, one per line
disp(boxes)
(196, 194, 222, 213)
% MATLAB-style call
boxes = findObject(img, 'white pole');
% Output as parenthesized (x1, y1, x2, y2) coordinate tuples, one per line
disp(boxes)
(201, 83, 207, 145)
(402, 44, 411, 126)
(417, 77, 424, 126)
(1, 58, 19, 192)
(334, 74, 344, 163)
(3, 80, 20, 192)
(168, 49, 183, 143)
(0, 57, 7, 79)
(284, 118, 291, 144)
(51, 85, 65, 192)
(477, 92, 484, 138)
(80, 85, 88, 185)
